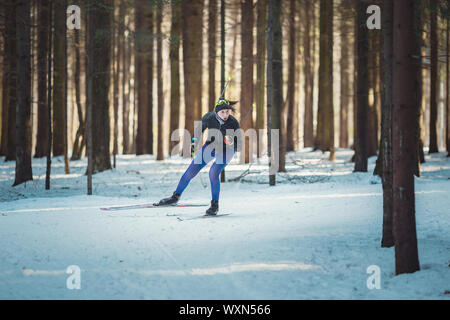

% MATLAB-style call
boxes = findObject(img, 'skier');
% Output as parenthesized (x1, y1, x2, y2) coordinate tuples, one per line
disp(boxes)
(155, 99, 242, 215)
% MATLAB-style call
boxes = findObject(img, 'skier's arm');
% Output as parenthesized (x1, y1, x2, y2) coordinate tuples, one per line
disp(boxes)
(192, 113, 209, 152)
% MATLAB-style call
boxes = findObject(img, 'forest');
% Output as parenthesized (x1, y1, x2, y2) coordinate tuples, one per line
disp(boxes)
(0, 0, 449, 299)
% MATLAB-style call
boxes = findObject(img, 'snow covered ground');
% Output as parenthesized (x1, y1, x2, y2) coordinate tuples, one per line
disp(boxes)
(0, 148, 449, 299)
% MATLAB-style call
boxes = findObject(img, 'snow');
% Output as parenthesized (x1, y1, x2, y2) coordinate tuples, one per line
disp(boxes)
(0, 148, 449, 299)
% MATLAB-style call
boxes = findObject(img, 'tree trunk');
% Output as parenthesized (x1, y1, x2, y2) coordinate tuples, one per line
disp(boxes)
(14, 0, 33, 186)
(145, 4, 154, 155)
(367, 30, 380, 158)
(354, 0, 369, 172)
(91, 0, 112, 173)
(5, 0, 17, 161)
(135, 0, 153, 155)
(316, 0, 334, 160)
(45, 0, 53, 190)
(112, 0, 120, 166)
(380, 0, 394, 248)
(35, 0, 49, 158)
(256, 0, 267, 157)
(286, 0, 296, 152)
(52, 0, 66, 157)
(182, 0, 203, 155)
(429, 0, 439, 153)
(240, 0, 254, 164)
(208, 0, 217, 110)
(156, 1, 164, 161)
(339, 0, 352, 149)
(169, 0, 181, 155)
(303, 0, 314, 148)
(121, 2, 131, 154)
(392, 0, 420, 275)
(267, 0, 275, 185)
(447, 10, 450, 157)
(272, 0, 284, 172)
(0, 1, 9, 157)
(71, 25, 85, 161)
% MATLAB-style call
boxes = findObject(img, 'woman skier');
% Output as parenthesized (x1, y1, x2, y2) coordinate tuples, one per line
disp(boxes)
(155, 99, 242, 215)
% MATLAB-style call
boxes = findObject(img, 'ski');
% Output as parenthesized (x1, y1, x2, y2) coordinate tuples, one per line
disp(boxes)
(176, 213, 232, 221)
(100, 203, 208, 211)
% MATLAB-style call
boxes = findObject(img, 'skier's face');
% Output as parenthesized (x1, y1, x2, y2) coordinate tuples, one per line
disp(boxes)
(217, 109, 230, 121)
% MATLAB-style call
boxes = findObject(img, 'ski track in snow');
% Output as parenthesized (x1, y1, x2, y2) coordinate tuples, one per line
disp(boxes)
(0, 148, 449, 299)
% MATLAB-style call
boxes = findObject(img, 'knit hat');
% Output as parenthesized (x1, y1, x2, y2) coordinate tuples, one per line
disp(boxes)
(214, 99, 238, 113)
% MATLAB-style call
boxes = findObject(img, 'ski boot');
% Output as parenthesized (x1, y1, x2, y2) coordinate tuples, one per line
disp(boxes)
(155, 191, 181, 206)
(205, 200, 219, 215)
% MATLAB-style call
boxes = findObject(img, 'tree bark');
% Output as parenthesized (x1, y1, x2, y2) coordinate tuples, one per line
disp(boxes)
(272, 0, 284, 172)
(4, 0, 17, 161)
(169, 0, 181, 155)
(429, 0, 439, 153)
(339, 0, 352, 149)
(392, 0, 420, 275)
(121, 2, 131, 154)
(52, 0, 66, 157)
(354, 0, 369, 172)
(14, 0, 33, 186)
(182, 0, 203, 155)
(286, 0, 296, 152)
(380, 0, 394, 248)
(241, 0, 254, 164)
(71, 25, 85, 161)
(208, 0, 217, 110)
(91, 0, 112, 173)
(156, 1, 164, 161)
(35, 0, 49, 158)
(316, 0, 334, 160)
(303, 0, 314, 148)
(256, 0, 267, 157)
(135, 0, 153, 155)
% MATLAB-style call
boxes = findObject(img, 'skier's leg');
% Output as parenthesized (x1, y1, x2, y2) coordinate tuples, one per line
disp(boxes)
(175, 144, 212, 195)
(208, 150, 235, 201)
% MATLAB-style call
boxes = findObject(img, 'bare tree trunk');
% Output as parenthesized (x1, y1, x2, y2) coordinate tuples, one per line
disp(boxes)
(256, 0, 267, 157)
(303, 0, 314, 148)
(145, 4, 154, 155)
(112, 0, 120, 167)
(354, 0, 368, 172)
(35, 0, 49, 158)
(208, 0, 217, 110)
(1, 2, 10, 157)
(380, 0, 394, 248)
(14, 0, 33, 186)
(45, 0, 53, 190)
(71, 26, 85, 161)
(156, 1, 164, 161)
(316, 0, 334, 160)
(272, 0, 284, 172)
(339, 0, 352, 149)
(52, 0, 66, 157)
(182, 0, 203, 155)
(135, 0, 153, 155)
(5, 0, 17, 161)
(368, 32, 380, 158)
(286, 0, 296, 152)
(429, 0, 439, 153)
(447, 10, 450, 157)
(91, 0, 112, 173)
(392, 0, 420, 275)
(241, 0, 254, 164)
(169, 0, 181, 155)
(267, 0, 275, 185)
(121, 2, 131, 154)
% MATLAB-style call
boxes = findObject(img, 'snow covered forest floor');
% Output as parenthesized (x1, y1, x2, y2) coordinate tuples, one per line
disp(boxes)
(0, 148, 449, 299)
